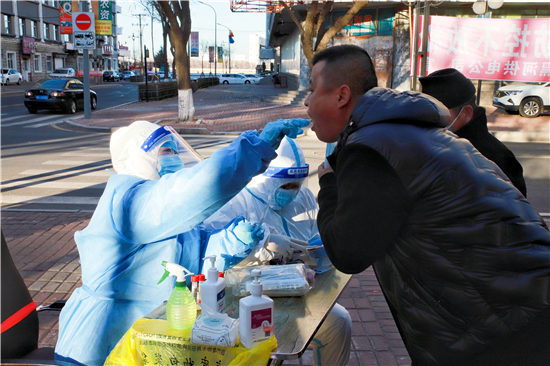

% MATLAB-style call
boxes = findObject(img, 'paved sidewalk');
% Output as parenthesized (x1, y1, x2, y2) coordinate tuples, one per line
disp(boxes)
(2, 82, 548, 365)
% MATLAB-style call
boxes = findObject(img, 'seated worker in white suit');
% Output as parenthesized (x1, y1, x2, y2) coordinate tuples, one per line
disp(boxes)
(203, 137, 352, 366)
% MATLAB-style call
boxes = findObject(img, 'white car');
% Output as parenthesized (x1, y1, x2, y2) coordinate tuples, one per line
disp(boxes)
(241, 73, 263, 83)
(50, 68, 76, 79)
(219, 73, 254, 84)
(1, 68, 22, 85)
(493, 82, 550, 118)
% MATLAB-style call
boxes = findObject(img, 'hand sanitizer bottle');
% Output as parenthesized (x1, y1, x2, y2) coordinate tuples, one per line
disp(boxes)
(157, 261, 196, 330)
(239, 269, 274, 348)
(201, 255, 226, 313)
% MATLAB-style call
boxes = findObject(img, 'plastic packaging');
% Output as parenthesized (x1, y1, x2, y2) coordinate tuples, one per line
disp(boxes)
(239, 269, 275, 349)
(157, 261, 197, 330)
(191, 302, 239, 347)
(227, 263, 315, 297)
(201, 255, 226, 313)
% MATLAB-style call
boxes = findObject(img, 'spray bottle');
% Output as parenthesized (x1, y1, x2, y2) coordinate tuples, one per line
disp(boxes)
(201, 255, 226, 313)
(239, 269, 274, 348)
(158, 261, 197, 330)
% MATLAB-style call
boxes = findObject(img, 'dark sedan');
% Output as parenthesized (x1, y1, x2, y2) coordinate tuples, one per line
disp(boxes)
(103, 70, 120, 82)
(24, 78, 97, 114)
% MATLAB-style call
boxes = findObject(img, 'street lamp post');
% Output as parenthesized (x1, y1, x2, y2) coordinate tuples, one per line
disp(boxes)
(198, 1, 217, 77)
(217, 23, 231, 74)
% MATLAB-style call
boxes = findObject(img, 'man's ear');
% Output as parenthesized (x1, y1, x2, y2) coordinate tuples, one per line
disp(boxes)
(336, 85, 352, 108)
(463, 104, 475, 122)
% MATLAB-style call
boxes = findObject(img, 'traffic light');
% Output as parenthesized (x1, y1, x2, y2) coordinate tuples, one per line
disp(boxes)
(229, 30, 235, 44)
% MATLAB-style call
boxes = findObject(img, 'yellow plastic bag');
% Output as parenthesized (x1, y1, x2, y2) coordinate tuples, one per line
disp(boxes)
(105, 318, 277, 366)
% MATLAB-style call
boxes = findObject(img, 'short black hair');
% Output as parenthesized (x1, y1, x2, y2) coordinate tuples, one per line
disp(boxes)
(312, 45, 378, 98)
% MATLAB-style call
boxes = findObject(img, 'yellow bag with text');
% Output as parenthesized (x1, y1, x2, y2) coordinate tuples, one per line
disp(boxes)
(105, 318, 277, 366)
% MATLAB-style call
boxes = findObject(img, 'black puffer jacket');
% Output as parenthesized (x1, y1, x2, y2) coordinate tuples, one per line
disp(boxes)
(456, 106, 527, 197)
(318, 88, 550, 366)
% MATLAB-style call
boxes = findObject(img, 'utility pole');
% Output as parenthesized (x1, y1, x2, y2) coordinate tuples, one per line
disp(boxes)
(133, 14, 148, 81)
(151, 14, 154, 71)
(80, 0, 90, 119)
(218, 23, 232, 74)
(198, 1, 217, 77)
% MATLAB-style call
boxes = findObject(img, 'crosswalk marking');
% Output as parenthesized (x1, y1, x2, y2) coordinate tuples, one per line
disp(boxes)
(1, 180, 106, 190)
(2, 115, 61, 127)
(42, 160, 109, 166)
(1, 115, 28, 122)
(20, 169, 112, 177)
(25, 119, 65, 128)
(1, 195, 100, 205)
(61, 152, 112, 157)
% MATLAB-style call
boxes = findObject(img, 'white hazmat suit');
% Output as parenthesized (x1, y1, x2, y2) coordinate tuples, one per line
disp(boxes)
(203, 137, 352, 366)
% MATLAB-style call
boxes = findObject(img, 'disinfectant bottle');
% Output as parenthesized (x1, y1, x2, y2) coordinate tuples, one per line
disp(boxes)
(239, 269, 274, 348)
(158, 261, 197, 330)
(201, 255, 226, 313)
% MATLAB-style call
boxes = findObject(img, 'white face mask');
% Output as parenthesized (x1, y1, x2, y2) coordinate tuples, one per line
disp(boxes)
(447, 106, 465, 131)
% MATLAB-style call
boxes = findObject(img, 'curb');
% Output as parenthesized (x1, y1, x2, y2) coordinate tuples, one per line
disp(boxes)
(492, 131, 549, 143)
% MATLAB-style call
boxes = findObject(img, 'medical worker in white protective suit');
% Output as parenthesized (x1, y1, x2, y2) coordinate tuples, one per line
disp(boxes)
(54, 119, 308, 365)
(203, 137, 352, 366)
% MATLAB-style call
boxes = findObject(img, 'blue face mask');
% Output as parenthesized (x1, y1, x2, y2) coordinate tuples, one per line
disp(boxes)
(273, 188, 299, 209)
(157, 154, 184, 177)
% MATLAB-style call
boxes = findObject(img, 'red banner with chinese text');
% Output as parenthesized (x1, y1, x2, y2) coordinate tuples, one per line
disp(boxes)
(412, 16, 550, 83)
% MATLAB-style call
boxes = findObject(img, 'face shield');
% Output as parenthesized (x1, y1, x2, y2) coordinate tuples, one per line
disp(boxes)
(140, 126, 204, 178)
(247, 136, 309, 211)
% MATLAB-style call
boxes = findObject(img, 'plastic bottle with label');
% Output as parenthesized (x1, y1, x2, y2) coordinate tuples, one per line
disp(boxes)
(239, 269, 274, 348)
(201, 255, 226, 313)
(157, 261, 197, 330)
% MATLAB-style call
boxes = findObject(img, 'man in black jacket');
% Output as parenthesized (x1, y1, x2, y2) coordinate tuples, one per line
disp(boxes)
(419, 68, 527, 197)
(306, 45, 550, 366)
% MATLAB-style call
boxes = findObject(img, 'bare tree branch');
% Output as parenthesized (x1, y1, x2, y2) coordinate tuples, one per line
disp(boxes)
(317, 1, 369, 52)
(279, 1, 304, 35)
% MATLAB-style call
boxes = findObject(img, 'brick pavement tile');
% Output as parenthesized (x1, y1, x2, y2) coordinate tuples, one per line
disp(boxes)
(352, 336, 374, 351)
(338, 297, 356, 309)
(35, 261, 56, 271)
(348, 277, 361, 287)
(382, 325, 399, 334)
(66, 272, 82, 283)
(38, 312, 59, 330)
(39, 328, 59, 348)
(364, 322, 384, 336)
(374, 352, 398, 366)
(395, 356, 412, 365)
(46, 292, 71, 303)
(55, 282, 75, 294)
(358, 309, 377, 322)
(353, 298, 372, 309)
(38, 271, 57, 282)
(28, 281, 48, 291)
(352, 321, 367, 336)
(348, 308, 360, 322)
(42, 281, 61, 292)
(369, 336, 390, 351)
(33, 291, 53, 304)
(357, 351, 379, 365)
(48, 262, 67, 272)
(60, 261, 80, 273)
(52, 271, 71, 282)
(348, 287, 366, 298)
(346, 352, 360, 366)
(386, 332, 404, 340)
(19, 269, 44, 281)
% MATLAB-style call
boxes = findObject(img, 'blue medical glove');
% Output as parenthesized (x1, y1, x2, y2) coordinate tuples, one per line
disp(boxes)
(259, 119, 310, 150)
(232, 221, 258, 248)
(252, 224, 264, 242)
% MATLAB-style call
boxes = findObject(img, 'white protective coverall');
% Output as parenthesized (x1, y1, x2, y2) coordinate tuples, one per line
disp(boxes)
(54, 121, 278, 365)
(203, 137, 352, 366)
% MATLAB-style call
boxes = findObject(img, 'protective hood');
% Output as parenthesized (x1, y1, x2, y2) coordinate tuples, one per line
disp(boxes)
(247, 136, 309, 210)
(110, 121, 203, 180)
(351, 87, 451, 130)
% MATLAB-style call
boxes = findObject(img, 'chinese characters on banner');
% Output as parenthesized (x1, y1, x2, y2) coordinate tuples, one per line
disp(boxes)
(412, 16, 550, 83)
(59, 0, 77, 34)
(92, 0, 112, 35)
(190, 32, 199, 57)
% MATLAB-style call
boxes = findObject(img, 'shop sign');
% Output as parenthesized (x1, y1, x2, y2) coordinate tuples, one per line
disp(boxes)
(22, 37, 36, 54)
(413, 16, 550, 83)
(93, 0, 112, 35)
(59, 0, 77, 34)
(102, 44, 113, 55)
(191, 32, 199, 57)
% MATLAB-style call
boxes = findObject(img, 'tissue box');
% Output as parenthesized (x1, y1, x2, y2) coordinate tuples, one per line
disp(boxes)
(191, 315, 239, 347)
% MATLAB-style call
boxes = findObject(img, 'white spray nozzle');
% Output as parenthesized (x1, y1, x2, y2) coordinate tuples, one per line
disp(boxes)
(203, 255, 217, 269)
(158, 261, 193, 284)
(249, 269, 263, 296)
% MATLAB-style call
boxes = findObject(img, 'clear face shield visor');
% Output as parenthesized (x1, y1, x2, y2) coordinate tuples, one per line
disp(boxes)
(262, 164, 309, 210)
(140, 126, 203, 176)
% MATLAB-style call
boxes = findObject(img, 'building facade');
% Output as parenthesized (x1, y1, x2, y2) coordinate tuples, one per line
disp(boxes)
(1, 0, 120, 82)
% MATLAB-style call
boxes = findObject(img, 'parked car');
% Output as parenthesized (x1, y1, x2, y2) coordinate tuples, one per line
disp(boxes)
(49, 68, 76, 79)
(24, 78, 97, 114)
(103, 70, 121, 82)
(218, 73, 254, 84)
(121, 71, 135, 80)
(1, 68, 23, 85)
(240, 73, 264, 83)
(493, 82, 550, 118)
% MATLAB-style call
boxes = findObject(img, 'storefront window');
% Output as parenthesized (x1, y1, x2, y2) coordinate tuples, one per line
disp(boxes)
(34, 54, 42, 72)
(46, 55, 53, 72)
